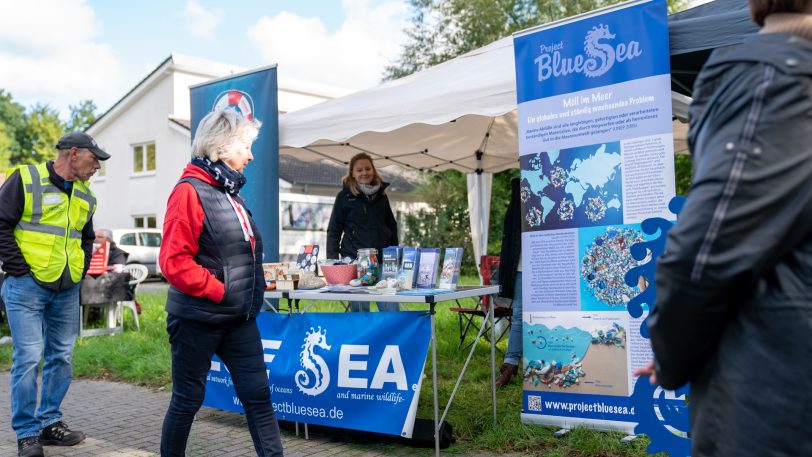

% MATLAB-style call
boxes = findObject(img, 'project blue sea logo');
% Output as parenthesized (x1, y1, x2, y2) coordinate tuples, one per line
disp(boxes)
(212, 89, 255, 119)
(534, 24, 642, 82)
(296, 326, 332, 396)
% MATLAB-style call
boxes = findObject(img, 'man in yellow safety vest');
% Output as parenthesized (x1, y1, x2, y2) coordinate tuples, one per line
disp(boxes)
(0, 131, 108, 457)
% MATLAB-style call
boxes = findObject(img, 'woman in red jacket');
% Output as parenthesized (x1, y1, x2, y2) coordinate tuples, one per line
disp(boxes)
(159, 108, 283, 456)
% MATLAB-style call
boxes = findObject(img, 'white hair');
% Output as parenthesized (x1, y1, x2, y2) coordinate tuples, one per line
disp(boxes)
(191, 108, 262, 162)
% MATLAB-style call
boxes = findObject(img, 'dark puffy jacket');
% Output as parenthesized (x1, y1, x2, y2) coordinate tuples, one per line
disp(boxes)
(165, 178, 264, 323)
(649, 33, 812, 457)
(326, 183, 398, 260)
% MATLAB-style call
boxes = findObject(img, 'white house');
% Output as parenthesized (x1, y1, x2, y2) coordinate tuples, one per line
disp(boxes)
(87, 54, 424, 261)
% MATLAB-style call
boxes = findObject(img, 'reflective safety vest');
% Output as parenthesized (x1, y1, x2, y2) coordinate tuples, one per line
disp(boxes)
(9, 163, 96, 285)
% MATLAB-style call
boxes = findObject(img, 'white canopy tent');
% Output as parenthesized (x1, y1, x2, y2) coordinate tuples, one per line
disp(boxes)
(279, 35, 691, 271)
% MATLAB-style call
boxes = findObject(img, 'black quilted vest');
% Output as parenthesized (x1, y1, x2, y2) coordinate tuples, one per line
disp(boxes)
(165, 177, 264, 323)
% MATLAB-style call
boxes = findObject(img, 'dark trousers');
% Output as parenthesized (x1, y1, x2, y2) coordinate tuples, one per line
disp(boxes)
(161, 314, 283, 456)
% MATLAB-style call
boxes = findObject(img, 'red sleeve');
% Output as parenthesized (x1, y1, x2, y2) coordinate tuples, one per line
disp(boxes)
(159, 182, 225, 303)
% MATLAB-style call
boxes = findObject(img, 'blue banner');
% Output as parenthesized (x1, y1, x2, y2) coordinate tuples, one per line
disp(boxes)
(190, 67, 279, 262)
(513, 0, 680, 437)
(203, 311, 431, 437)
(514, 1, 669, 103)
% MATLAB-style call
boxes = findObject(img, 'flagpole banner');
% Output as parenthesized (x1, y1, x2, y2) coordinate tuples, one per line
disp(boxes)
(513, 0, 675, 432)
(190, 66, 280, 262)
(203, 311, 431, 437)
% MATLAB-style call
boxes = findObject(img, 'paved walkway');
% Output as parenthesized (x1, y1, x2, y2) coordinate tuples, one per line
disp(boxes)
(0, 372, 425, 456)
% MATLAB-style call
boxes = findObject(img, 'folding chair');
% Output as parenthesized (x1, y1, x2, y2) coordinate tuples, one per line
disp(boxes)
(118, 264, 148, 330)
(449, 255, 511, 350)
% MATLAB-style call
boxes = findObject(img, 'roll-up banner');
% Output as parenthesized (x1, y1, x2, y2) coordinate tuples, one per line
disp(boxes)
(190, 66, 280, 262)
(513, 0, 674, 433)
(202, 311, 431, 438)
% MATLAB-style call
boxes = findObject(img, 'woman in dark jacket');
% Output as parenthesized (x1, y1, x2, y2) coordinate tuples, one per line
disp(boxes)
(159, 109, 283, 456)
(637, 1, 812, 456)
(327, 153, 399, 311)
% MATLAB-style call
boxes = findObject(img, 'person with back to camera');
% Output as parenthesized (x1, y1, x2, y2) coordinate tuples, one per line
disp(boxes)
(634, 1, 812, 456)
(327, 153, 399, 312)
(159, 108, 283, 456)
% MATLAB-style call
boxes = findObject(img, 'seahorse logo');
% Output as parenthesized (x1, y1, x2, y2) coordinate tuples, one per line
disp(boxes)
(533, 24, 641, 82)
(295, 326, 332, 396)
(583, 24, 616, 78)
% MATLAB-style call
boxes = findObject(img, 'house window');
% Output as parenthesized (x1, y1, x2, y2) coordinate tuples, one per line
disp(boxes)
(133, 215, 157, 228)
(132, 142, 156, 173)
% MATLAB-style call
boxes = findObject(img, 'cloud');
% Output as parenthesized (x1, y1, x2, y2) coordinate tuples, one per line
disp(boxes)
(247, 0, 409, 91)
(183, 0, 222, 40)
(0, 0, 121, 117)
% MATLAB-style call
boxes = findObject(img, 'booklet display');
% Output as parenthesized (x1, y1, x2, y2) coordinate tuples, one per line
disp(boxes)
(416, 248, 440, 289)
(439, 247, 463, 290)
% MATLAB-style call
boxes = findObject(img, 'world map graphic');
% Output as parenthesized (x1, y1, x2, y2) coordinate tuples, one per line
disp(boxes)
(520, 142, 623, 231)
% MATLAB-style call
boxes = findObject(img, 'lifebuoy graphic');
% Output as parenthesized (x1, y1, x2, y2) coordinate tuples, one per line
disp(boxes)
(212, 90, 255, 120)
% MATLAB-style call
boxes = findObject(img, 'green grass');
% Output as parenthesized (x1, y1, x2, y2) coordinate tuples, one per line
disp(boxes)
(0, 278, 663, 456)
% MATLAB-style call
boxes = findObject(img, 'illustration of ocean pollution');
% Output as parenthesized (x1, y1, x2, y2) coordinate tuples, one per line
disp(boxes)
(580, 225, 648, 306)
(523, 319, 629, 395)
(591, 322, 626, 347)
(523, 324, 590, 389)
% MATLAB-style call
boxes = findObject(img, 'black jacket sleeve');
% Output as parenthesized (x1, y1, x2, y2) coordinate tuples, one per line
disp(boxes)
(326, 192, 345, 259)
(498, 178, 521, 300)
(0, 171, 30, 276)
(81, 216, 94, 277)
(383, 195, 398, 247)
(649, 63, 812, 390)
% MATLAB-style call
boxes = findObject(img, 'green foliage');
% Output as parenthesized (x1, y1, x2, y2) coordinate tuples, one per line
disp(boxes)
(0, 90, 99, 173)
(18, 104, 63, 164)
(674, 153, 692, 196)
(402, 170, 477, 274)
(385, 0, 690, 80)
(66, 100, 98, 132)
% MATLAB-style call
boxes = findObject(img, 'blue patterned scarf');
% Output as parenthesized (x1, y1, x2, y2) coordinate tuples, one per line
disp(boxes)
(191, 157, 246, 197)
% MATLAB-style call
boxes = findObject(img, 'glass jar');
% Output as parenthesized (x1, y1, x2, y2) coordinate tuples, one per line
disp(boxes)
(356, 248, 379, 286)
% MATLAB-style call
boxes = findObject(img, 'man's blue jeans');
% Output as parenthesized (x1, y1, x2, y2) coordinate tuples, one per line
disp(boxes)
(1, 274, 80, 439)
(504, 272, 523, 366)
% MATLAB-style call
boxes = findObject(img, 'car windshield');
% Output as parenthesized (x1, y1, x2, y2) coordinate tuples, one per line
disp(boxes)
(119, 233, 137, 246)
(140, 233, 162, 247)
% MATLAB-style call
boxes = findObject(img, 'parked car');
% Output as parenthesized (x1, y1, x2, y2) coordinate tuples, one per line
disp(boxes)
(112, 229, 162, 277)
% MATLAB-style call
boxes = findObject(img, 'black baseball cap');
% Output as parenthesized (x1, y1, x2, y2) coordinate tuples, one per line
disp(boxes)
(55, 131, 110, 161)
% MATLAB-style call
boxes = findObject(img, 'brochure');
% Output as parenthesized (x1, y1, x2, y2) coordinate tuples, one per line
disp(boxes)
(382, 246, 403, 280)
(397, 247, 420, 289)
(438, 247, 463, 290)
(416, 248, 440, 289)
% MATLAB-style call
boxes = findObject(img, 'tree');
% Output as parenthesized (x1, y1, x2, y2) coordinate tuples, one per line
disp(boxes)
(66, 100, 98, 132)
(385, 0, 689, 80)
(17, 104, 64, 165)
(0, 90, 99, 172)
(0, 90, 26, 170)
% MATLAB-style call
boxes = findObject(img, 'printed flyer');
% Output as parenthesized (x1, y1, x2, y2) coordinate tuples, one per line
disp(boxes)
(513, 0, 674, 432)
